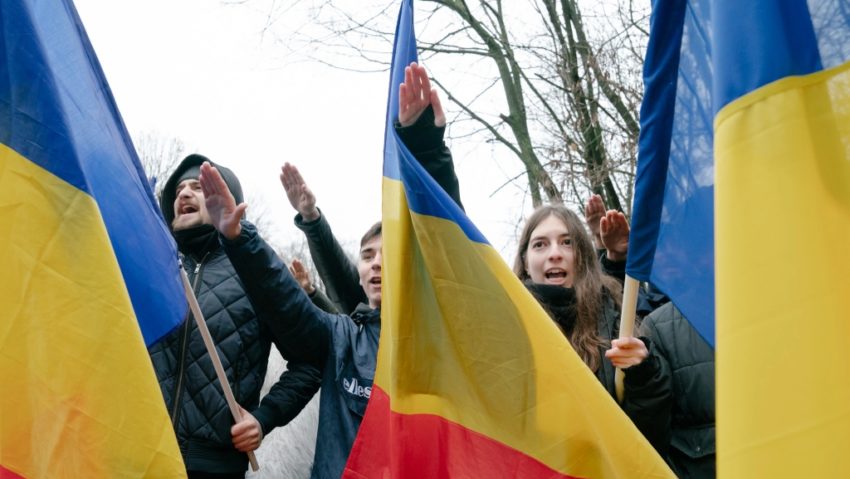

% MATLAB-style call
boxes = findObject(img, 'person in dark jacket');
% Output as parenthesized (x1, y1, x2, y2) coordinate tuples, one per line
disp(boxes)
(279, 64, 461, 317)
(513, 204, 673, 456)
(148, 154, 322, 478)
(197, 164, 380, 479)
(640, 302, 716, 478)
(199, 63, 459, 479)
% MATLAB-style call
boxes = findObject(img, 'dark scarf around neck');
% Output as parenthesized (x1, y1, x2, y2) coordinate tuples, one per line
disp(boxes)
(173, 224, 218, 259)
(525, 281, 578, 337)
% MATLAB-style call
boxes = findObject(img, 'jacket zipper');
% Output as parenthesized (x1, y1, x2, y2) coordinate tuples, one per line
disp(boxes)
(171, 256, 208, 426)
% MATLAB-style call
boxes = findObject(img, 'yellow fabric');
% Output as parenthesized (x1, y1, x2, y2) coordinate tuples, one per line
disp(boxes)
(715, 60, 850, 477)
(379, 178, 674, 478)
(0, 145, 186, 478)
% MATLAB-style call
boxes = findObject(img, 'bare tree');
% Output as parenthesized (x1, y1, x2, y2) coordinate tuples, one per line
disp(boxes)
(248, 0, 648, 213)
(134, 130, 186, 199)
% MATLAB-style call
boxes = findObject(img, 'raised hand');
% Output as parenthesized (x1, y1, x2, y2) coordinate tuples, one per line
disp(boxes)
(398, 62, 446, 128)
(600, 210, 629, 262)
(288, 258, 316, 295)
(280, 162, 320, 222)
(584, 194, 605, 248)
(604, 337, 649, 369)
(198, 162, 246, 240)
(231, 406, 263, 453)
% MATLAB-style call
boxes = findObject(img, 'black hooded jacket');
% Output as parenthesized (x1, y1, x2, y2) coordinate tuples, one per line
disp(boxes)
(149, 154, 322, 474)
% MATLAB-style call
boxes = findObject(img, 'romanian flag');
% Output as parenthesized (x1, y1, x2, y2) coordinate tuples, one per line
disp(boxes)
(1, 0, 187, 477)
(627, 0, 850, 476)
(343, 1, 673, 477)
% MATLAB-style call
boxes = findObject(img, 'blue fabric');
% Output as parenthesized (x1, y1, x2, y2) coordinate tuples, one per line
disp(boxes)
(713, 0, 821, 113)
(627, 0, 834, 347)
(0, 0, 186, 345)
(381, 0, 488, 245)
(626, 0, 688, 282)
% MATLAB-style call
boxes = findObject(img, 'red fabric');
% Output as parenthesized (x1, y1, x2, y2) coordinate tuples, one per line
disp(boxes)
(343, 386, 582, 479)
(0, 466, 25, 479)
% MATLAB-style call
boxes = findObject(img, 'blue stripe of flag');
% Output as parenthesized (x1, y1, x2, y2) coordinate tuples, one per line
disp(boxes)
(0, 0, 186, 346)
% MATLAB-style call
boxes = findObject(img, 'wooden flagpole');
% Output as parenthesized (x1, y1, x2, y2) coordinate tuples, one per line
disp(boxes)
(615, 274, 640, 403)
(180, 267, 260, 472)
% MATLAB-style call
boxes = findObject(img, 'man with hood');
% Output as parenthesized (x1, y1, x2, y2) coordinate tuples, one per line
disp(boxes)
(197, 62, 460, 479)
(149, 154, 322, 478)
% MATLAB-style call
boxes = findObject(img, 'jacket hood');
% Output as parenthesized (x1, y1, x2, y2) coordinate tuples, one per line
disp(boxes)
(160, 154, 244, 229)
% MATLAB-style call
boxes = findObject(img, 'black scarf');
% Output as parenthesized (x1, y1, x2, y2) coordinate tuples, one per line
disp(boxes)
(525, 281, 577, 337)
(173, 224, 218, 259)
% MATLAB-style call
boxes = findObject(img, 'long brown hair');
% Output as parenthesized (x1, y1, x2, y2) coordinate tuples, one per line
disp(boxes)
(513, 204, 622, 372)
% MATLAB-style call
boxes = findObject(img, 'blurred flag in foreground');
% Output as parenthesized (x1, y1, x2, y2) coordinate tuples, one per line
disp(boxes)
(1, 0, 187, 476)
(627, 0, 850, 476)
(343, 1, 673, 477)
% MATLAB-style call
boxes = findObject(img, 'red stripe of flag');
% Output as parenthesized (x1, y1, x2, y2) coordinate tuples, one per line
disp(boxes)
(343, 387, 583, 479)
(0, 466, 25, 479)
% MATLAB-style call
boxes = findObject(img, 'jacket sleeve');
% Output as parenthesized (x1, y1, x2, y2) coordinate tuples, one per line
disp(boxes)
(309, 288, 340, 314)
(221, 221, 335, 368)
(395, 105, 464, 210)
(599, 253, 656, 317)
(294, 211, 366, 315)
(252, 357, 322, 435)
(621, 335, 673, 457)
(600, 254, 626, 282)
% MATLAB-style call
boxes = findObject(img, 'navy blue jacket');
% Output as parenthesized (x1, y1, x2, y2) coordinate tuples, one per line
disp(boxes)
(222, 223, 378, 479)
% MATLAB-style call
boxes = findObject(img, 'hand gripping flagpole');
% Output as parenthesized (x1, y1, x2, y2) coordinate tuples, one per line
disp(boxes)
(614, 275, 640, 403)
(180, 266, 260, 472)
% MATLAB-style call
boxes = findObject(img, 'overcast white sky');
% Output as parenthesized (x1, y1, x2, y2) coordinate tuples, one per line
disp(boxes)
(74, 0, 531, 260)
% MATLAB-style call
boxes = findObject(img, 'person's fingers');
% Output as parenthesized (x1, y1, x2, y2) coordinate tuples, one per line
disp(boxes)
(289, 164, 305, 186)
(431, 89, 446, 127)
(281, 163, 292, 185)
(302, 183, 314, 200)
(200, 162, 227, 197)
(409, 62, 422, 102)
(399, 83, 409, 108)
(622, 337, 645, 349)
(614, 211, 629, 230)
(600, 215, 610, 234)
(292, 259, 305, 273)
(403, 66, 414, 102)
(234, 202, 248, 218)
(418, 64, 432, 97)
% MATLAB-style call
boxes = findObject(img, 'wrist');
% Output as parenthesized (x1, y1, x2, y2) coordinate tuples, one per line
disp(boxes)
(606, 249, 627, 262)
(301, 208, 320, 222)
(223, 222, 242, 241)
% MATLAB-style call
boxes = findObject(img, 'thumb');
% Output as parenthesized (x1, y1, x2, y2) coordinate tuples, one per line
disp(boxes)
(234, 202, 248, 217)
(431, 89, 446, 127)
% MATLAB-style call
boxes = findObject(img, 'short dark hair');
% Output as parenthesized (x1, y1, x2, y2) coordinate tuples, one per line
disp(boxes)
(360, 221, 382, 247)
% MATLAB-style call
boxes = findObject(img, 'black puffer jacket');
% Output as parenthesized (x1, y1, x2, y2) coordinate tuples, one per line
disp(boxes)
(150, 155, 322, 474)
(640, 302, 715, 478)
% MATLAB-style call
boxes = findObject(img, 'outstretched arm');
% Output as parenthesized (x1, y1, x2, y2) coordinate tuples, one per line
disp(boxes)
(290, 259, 340, 314)
(280, 162, 366, 314)
(200, 161, 333, 365)
(280, 162, 320, 222)
(198, 162, 246, 240)
(395, 62, 463, 209)
(600, 209, 629, 262)
(398, 62, 446, 128)
(584, 194, 605, 250)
